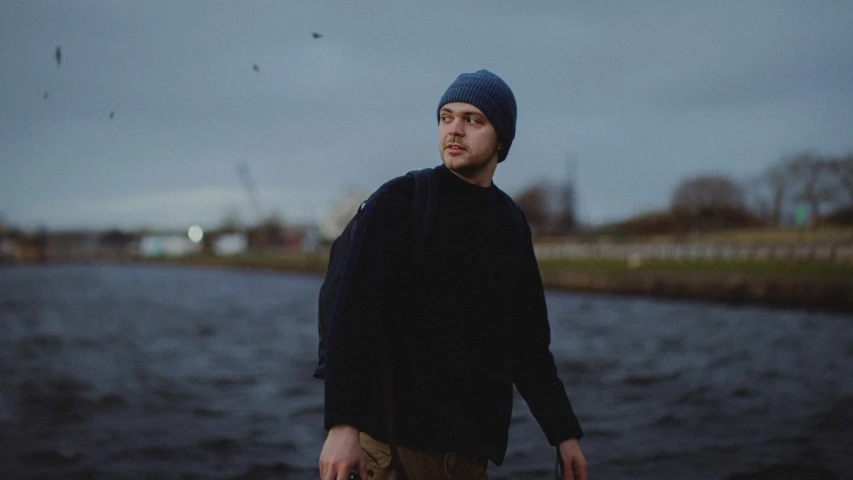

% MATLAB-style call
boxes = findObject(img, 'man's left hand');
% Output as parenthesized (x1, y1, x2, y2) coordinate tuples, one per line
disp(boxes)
(558, 438, 588, 480)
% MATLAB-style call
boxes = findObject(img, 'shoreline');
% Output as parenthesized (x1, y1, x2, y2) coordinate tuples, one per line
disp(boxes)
(538, 270, 853, 314)
(17, 256, 849, 314)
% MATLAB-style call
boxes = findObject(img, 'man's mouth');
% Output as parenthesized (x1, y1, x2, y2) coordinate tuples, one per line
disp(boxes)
(445, 143, 465, 151)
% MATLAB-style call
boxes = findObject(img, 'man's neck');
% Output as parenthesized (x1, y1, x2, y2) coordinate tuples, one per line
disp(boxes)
(444, 160, 497, 187)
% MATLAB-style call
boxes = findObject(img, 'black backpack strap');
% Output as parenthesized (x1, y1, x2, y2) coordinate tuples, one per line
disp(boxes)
(377, 166, 436, 480)
(407, 167, 437, 258)
(314, 198, 371, 380)
(314, 202, 364, 380)
(349, 202, 367, 241)
(322, 192, 380, 370)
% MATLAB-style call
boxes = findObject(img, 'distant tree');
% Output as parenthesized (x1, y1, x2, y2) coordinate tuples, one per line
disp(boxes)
(786, 152, 833, 225)
(600, 207, 763, 236)
(805, 152, 853, 226)
(822, 206, 853, 226)
(555, 181, 578, 235)
(746, 163, 795, 226)
(745, 151, 852, 227)
(513, 179, 577, 237)
(777, 151, 853, 226)
(826, 153, 853, 206)
(514, 184, 549, 235)
(671, 174, 746, 215)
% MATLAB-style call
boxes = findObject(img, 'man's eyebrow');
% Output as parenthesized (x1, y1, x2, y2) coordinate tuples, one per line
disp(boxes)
(440, 107, 486, 117)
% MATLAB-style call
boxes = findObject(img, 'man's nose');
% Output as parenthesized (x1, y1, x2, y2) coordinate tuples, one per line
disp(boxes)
(447, 118, 464, 136)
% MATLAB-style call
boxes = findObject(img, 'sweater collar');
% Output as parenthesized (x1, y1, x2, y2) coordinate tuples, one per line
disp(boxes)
(435, 164, 496, 197)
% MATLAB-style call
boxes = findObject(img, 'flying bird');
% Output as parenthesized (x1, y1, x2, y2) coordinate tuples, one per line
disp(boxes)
(109, 111, 114, 119)
(43, 91, 49, 99)
(312, 32, 323, 39)
(55, 46, 61, 67)
(252, 63, 260, 72)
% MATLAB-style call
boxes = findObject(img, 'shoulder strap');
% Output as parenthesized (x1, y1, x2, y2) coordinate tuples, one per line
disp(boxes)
(378, 166, 436, 480)
(407, 167, 437, 258)
(348, 201, 367, 242)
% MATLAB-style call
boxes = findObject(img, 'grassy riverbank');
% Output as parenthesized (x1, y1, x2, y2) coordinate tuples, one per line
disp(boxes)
(137, 249, 853, 313)
(569, 226, 853, 244)
(537, 257, 853, 281)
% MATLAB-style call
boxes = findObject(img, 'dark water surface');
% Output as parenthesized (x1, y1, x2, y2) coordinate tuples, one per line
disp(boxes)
(1, 264, 851, 479)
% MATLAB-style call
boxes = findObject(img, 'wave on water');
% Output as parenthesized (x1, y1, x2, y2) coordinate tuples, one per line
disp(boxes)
(0, 264, 851, 479)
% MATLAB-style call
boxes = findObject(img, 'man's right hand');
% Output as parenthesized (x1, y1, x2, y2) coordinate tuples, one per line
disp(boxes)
(319, 425, 367, 480)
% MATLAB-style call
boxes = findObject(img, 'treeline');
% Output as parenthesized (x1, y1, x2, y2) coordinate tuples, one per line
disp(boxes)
(514, 151, 853, 237)
(746, 151, 852, 226)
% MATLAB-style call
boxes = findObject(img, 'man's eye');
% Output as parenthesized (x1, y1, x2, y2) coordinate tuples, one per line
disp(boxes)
(466, 117, 481, 124)
(441, 115, 451, 122)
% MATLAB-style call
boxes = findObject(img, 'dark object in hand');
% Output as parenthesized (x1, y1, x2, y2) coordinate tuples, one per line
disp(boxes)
(348, 468, 361, 480)
(555, 448, 563, 480)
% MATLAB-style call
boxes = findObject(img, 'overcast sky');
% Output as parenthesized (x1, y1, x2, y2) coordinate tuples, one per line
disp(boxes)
(2, 1, 852, 231)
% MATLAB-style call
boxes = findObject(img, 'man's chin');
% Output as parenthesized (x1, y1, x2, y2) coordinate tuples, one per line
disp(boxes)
(442, 160, 466, 176)
(440, 155, 457, 169)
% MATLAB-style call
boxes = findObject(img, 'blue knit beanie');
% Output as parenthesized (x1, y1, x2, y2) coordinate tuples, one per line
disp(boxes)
(437, 69, 517, 162)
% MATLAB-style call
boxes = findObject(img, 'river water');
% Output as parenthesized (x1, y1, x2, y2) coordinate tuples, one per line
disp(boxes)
(0, 264, 851, 480)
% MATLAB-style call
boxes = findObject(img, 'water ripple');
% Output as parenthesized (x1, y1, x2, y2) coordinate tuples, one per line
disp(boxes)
(1, 264, 851, 479)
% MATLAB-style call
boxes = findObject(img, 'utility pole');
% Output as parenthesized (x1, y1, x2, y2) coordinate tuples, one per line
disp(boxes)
(237, 160, 263, 226)
(564, 153, 578, 233)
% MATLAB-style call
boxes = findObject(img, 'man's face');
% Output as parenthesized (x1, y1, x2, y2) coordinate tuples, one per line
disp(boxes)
(438, 102, 501, 180)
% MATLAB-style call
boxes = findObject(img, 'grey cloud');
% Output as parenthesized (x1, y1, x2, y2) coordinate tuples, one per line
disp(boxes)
(2, 1, 852, 229)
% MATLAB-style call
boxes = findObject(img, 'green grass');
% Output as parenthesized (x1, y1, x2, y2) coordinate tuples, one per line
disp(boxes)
(554, 226, 853, 245)
(537, 257, 853, 281)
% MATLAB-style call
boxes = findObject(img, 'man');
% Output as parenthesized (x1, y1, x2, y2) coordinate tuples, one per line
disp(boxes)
(319, 69, 588, 480)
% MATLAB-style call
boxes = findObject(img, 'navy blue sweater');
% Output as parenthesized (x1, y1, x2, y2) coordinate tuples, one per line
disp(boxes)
(324, 165, 582, 465)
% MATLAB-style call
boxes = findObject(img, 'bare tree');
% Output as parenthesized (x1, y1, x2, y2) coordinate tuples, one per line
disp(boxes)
(765, 165, 793, 225)
(556, 181, 578, 234)
(826, 153, 853, 206)
(671, 174, 746, 215)
(513, 179, 577, 237)
(514, 183, 549, 235)
(788, 152, 822, 224)
(785, 151, 846, 225)
(746, 163, 795, 226)
(746, 151, 853, 227)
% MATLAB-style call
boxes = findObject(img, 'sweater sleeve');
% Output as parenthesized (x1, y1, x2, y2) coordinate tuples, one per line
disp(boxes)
(323, 179, 412, 431)
(512, 224, 584, 445)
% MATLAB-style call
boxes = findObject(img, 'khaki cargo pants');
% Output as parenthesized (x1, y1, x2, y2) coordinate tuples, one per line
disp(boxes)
(360, 433, 488, 480)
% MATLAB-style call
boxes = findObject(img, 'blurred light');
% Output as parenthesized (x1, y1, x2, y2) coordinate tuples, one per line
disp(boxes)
(188, 225, 204, 243)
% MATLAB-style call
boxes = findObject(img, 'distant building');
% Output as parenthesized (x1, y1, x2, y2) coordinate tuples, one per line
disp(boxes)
(138, 235, 201, 257)
(213, 233, 248, 256)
